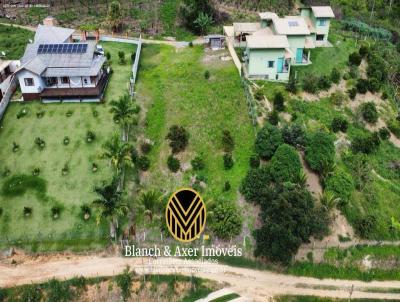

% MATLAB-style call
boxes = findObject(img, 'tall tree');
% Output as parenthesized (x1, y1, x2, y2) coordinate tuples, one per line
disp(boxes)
(93, 176, 129, 239)
(110, 94, 137, 141)
(107, 0, 123, 32)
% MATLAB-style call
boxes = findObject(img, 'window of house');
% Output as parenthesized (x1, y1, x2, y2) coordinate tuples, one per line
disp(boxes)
(46, 77, 58, 86)
(317, 19, 327, 26)
(83, 78, 88, 85)
(268, 61, 274, 68)
(316, 34, 325, 41)
(24, 78, 34, 86)
(61, 77, 69, 84)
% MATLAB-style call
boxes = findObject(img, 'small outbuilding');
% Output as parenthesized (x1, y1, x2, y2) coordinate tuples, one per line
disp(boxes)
(204, 35, 226, 50)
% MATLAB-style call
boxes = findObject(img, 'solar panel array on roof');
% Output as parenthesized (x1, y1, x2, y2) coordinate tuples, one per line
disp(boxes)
(37, 44, 88, 54)
(288, 20, 299, 27)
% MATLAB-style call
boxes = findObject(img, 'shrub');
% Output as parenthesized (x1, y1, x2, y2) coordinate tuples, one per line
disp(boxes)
(46, 279, 73, 302)
(325, 169, 354, 205)
(92, 163, 98, 173)
(166, 125, 189, 153)
(137, 156, 150, 171)
(302, 74, 319, 93)
(86, 131, 96, 143)
(249, 154, 260, 168)
(349, 52, 362, 66)
(359, 45, 369, 57)
(131, 51, 136, 63)
(118, 51, 126, 64)
(223, 153, 234, 170)
(66, 110, 73, 117)
(140, 142, 152, 154)
(2, 174, 47, 197)
(16, 107, 28, 119)
(224, 181, 231, 191)
(23, 206, 32, 217)
(80, 204, 91, 220)
(330, 90, 347, 106)
(106, 51, 111, 60)
(330, 67, 341, 84)
(34, 137, 45, 149)
(19, 285, 42, 302)
(282, 123, 306, 147)
(189, 41, 193, 47)
(51, 206, 61, 219)
(115, 267, 133, 302)
(210, 202, 243, 239)
(12, 142, 19, 152)
(317, 75, 332, 91)
(305, 131, 335, 174)
(167, 155, 180, 172)
(32, 167, 40, 176)
(355, 215, 377, 238)
(268, 110, 279, 125)
(348, 87, 357, 99)
(131, 147, 139, 163)
(351, 132, 380, 154)
(269, 144, 302, 183)
(240, 166, 272, 204)
(378, 127, 390, 140)
(349, 65, 359, 79)
(356, 79, 369, 94)
(331, 117, 348, 133)
(204, 70, 210, 79)
(63, 136, 70, 145)
(254, 88, 264, 101)
(286, 74, 297, 93)
(61, 163, 69, 175)
(367, 77, 380, 93)
(255, 124, 283, 160)
(36, 110, 45, 118)
(273, 91, 285, 112)
(0, 207, 3, 217)
(191, 156, 205, 170)
(360, 102, 378, 124)
(221, 130, 235, 152)
(388, 120, 400, 138)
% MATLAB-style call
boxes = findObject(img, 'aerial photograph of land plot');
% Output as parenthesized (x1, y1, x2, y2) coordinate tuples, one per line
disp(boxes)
(0, 0, 399, 301)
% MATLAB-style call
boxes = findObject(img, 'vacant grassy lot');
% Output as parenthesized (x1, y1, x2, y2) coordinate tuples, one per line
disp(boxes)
(0, 41, 135, 251)
(0, 24, 34, 60)
(136, 45, 255, 202)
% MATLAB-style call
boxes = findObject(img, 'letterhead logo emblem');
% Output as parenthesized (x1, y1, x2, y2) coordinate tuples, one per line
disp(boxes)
(166, 188, 206, 243)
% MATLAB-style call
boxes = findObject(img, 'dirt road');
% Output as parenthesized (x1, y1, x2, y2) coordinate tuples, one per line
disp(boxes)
(1, 255, 400, 301)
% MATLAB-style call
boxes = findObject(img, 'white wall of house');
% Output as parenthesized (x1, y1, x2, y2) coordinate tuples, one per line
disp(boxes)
(246, 48, 290, 81)
(18, 70, 45, 94)
(287, 35, 307, 65)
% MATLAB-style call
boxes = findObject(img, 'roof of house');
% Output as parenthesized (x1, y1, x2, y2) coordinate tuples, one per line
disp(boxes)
(311, 6, 335, 18)
(273, 17, 310, 35)
(18, 24, 104, 77)
(246, 35, 289, 49)
(258, 12, 278, 20)
(34, 24, 74, 44)
(0, 59, 12, 71)
(233, 22, 261, 34)
(302, 16, 316, 32)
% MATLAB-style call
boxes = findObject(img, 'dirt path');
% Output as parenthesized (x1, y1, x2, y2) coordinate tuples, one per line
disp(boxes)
(1, 255, 400, 301)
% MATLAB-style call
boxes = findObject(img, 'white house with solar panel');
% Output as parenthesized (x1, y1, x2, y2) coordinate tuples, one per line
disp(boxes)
(15, 22, 109, 102)
(224, 6, 335, 81)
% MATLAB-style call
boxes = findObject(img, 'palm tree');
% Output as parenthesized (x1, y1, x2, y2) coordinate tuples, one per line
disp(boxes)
(102, 134, 133, 173)
(93, 176, 129, 239)
(110, 94, 137, 141)
(320, 191, 341, 213)
(139, 190, 161, 222)
(294, 170, 308, 188)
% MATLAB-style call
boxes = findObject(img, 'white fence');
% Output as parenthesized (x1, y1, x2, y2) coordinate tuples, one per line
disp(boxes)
(0, 76, 17, 121)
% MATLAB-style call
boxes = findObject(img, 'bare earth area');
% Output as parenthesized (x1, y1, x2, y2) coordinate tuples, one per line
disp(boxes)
(1, 254, 400, 301)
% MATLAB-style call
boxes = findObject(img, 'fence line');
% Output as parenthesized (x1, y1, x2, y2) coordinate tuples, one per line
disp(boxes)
(240, 76, 257, 130)
(0, 76, 17, 121)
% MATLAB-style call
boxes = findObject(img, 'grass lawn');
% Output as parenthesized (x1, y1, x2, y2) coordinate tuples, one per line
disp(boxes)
(0, 41, 135, 251)
(135, 44, 255, 202)
(0, 24, 34, 60)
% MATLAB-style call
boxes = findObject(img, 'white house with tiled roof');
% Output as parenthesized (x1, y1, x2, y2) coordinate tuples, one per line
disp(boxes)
(224, 6, 335, 81)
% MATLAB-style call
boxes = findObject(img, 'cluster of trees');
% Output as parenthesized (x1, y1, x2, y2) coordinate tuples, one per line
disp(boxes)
(242, 124, 330, 263)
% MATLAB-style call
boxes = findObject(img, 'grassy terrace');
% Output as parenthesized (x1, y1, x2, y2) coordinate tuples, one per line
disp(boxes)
(0, 41, 135, 251)
(0, 24, 34, 60)
(136, 45, 254, 201)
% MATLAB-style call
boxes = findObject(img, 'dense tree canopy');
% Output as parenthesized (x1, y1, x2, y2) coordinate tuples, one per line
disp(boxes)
(255, 124, 283, 160)
(305, 131, 335, 175)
